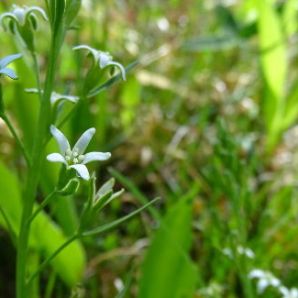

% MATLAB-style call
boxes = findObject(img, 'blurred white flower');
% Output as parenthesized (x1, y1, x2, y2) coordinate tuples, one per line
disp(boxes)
(279, 286, 298, 298)
(73, 45, 126, 80)
(0, 4, 47, 31)
(26, 88, 79, 105)
(249, 269, 281, 294)
(223, 246, 255, 259)
(47, 125, 111, 180)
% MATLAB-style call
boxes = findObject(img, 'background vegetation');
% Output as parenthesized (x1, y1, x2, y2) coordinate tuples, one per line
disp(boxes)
(0, 0, 297, 297)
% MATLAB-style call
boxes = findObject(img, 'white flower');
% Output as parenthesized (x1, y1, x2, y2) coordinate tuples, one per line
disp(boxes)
(0, 4, 48, 31)
(249, 269, 281, 294)
(73, 45, 126, 80)
(25, 88, 79, 105)
(223, 246, 255, 259)
(47, 125, 111, 180)
(237, 246, 255, 259)
(280, 287, 298, 298)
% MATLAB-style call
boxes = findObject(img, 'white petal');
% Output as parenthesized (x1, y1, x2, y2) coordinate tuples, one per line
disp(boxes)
(107, 61, 126, 80)
(28, 6, 48, 21)
(73, 45, 99, 63)
(99, 52, 113, 68)
(51, 92, 79, 105)
(73, 128, 96, 154)
(271, 277, 280, 287)
(82, 152, 111, 164)
(0, 53, 22, 68)
(70, 164, 90, 180)
(50, 125, 70, 155)
(249, 269, 264, 279)
(257, 279, 268, 294)
(0, 13, 19, 29)
(280, 287, 289, 296)
(46, 153, 67, 164)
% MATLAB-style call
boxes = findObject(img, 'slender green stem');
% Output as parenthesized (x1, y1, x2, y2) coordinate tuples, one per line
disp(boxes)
(31, 51, 43, 102)
(1, 113, 31, 166)
(44, 271, 56, 298)
(27, 233, 79, 285)
(27, 190, 58, 224)
(16, 37, 62, 298)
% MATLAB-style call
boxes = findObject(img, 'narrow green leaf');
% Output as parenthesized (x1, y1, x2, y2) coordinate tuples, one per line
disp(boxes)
(283, 81, 298, 129)
(138, 195, 198, 298)
(258, 0, 287, 135)
(282, 0, 298, 37)
(83, 198, 159, 237)
(65, 0, 81, 26)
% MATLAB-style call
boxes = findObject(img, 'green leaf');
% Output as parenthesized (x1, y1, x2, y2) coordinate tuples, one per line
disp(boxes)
(0, 161, 86, 287)
(65, 0, 81, 26)
(283, 81, 298, 129)
(120, 78, 141, 131)
(138, 194, 198, 298)
(258, 0, 287, 137)
(282, 0, 298, 37)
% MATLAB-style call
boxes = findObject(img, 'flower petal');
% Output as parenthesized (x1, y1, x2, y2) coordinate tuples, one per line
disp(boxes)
(73, 45, 99, 63)
(51, 92, 79, 105)
(0, 53, 22, 68)
(70, 164, 90, 180)
(99, 52, 113, 68)
(73, 128, 96, 154)
(107, 61, 126, 80)
(28, 6, 48, 21)
(257, 279, 268, 294)
(46, 153, 67, 164)
(50, 125, 70, 155)
(82, 152, 111, 164)
(0, 68, 18, 80)
(0, 13, 19, 29)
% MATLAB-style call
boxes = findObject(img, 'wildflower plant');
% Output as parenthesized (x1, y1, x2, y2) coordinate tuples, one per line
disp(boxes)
(0, 1, 157, 298)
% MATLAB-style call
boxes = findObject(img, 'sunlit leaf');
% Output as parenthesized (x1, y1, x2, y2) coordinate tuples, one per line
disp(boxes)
(138, 194, 198, 298)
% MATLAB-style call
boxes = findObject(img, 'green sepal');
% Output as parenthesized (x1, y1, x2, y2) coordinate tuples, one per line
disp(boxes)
(94, 189, 124, 213)
(58, 178, 80, 196)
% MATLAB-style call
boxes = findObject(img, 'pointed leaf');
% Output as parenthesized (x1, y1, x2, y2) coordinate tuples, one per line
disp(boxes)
(138, 194, 198, 298)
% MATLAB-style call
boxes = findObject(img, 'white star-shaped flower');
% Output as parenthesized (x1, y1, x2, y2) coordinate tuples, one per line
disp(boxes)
(249, 269, 281, 294)
(280, 287, 298, 298)
(47, 125, 111, 180)
(73, 45, 126, 80)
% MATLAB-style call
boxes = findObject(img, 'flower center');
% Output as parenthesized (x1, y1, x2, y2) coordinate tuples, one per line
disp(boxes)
(65, 149, 85, 165)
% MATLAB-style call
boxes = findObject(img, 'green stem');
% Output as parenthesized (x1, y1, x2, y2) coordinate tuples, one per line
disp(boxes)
(16, 36, 62, 298)
(27, 233, 79, 285)
(1, 113, 31, 166)
(27, 190, 58, 224)
(31, 51, 43, 102)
